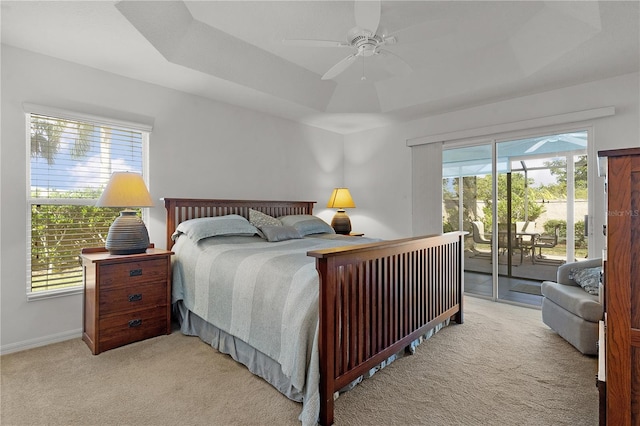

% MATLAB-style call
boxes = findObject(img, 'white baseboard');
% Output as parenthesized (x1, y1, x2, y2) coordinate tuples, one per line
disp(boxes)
(0, 329, 83, 355)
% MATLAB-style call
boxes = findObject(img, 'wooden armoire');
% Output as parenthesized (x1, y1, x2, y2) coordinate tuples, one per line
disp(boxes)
(597, 147, 640, 425)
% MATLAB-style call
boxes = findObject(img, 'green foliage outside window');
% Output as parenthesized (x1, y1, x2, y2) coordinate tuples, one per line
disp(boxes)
(541, 219, 587, 249)
(444, 173, 547, 234)
(30, 198, 129, 291)
(30, 199, 143, 291)
(542, 156, 588, 199)
(475, 173, 545, 228)
(444, 156, 588, 235)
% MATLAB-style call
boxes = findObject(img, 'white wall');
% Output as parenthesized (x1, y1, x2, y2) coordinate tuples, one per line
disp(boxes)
(0, 46, 344, 353)
(345, 72, 640, 257)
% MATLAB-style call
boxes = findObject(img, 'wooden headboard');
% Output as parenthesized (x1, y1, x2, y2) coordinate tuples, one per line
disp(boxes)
(163, 198, 316, 249)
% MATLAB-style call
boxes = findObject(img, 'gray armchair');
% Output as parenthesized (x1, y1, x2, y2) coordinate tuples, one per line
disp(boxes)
(541, 258, 603, 355)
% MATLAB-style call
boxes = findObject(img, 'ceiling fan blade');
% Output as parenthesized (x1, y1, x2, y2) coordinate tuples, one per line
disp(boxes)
(377, 49, 412, 75)
(322, 53, 359, 80)
(282, 39, 350, 48)
(354, 0, 381, 34)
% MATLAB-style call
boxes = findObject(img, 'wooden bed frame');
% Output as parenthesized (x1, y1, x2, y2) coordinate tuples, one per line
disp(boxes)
(164, 198, 464, 425)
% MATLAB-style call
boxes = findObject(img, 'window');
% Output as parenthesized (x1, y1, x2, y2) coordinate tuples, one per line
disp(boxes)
(28, 108, 149, 297)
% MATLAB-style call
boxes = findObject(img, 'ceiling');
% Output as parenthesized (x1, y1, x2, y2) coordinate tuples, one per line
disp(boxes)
(2, 1, 639, 134)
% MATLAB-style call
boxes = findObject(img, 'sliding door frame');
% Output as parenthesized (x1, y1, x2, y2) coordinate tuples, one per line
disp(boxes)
(443, 123, 595, 303)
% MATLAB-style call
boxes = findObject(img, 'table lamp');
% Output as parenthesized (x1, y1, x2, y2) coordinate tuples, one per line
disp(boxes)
(96, 172, 154, 255)
(327, 187, 356, 234)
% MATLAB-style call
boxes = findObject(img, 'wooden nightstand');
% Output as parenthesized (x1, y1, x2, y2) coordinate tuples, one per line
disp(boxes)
(80, 247, 173, 355)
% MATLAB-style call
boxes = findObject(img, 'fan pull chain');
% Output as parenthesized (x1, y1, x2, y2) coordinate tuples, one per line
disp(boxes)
(361, 55, 366, 81)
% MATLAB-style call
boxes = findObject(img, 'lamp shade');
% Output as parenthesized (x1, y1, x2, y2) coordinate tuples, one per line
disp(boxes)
(96, 172, 154, 208)
(96, 172, 153, 255)
(326, 188, 356, 209)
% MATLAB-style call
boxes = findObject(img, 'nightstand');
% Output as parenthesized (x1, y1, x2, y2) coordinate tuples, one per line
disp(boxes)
(80, 247, 173, 355)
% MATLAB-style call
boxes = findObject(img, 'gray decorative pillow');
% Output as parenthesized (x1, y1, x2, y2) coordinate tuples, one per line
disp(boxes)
(260, 225, 302, 242)
(249, 209, 281, 228)
(571, 267, 602, 295)
(172, 215, 258, 242)
(279, 214, 335, 236)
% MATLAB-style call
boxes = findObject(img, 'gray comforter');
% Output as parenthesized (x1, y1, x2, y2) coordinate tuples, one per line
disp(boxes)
(171, 234, 379, 425)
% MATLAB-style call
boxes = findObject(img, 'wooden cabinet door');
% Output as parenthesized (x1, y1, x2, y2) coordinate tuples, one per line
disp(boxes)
(604, 151, 640, 425)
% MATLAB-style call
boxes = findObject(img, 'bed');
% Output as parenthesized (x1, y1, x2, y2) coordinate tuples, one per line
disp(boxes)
(164, 198, 464, 425)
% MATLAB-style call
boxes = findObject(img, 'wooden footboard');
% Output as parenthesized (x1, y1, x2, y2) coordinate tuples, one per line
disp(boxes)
(308, 232, 465, 426)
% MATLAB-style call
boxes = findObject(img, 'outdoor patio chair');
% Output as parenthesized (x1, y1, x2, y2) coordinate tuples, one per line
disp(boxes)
(532, 225, 560, 263)
(498, 223, 524, 265)
(516, 221, 537, 257)
(471, 221, 492, 255)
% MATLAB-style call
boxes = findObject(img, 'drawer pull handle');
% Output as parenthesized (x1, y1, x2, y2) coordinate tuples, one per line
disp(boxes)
(128, 319, 142, 328)
(128, 293, 142, 302)
(129, 268, 143, 277)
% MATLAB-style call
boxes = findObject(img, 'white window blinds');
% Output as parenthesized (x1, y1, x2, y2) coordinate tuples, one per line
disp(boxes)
(28, 111, 148, 294)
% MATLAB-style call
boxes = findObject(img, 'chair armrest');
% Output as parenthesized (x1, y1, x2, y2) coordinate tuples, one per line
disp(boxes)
(557, 258, 603, 286)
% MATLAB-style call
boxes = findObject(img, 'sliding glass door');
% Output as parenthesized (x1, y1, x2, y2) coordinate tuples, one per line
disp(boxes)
(443, 131, 589, 306)
(442, 143, 494, 297)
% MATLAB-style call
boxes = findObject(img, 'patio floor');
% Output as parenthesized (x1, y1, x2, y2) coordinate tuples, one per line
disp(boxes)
(463, 249, 568, 307)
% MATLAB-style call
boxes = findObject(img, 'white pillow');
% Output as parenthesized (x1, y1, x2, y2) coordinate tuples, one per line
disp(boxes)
(278, 214, 335, 236)
(260, 225, 302, 242)
(171, 215, 257, 242)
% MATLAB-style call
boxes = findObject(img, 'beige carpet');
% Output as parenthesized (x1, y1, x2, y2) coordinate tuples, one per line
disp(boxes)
(1, 297, 598, 426)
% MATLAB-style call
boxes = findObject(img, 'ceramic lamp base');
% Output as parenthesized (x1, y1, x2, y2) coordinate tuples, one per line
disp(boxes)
(331, 210, 352, 235)
(105, 210, 150, 255)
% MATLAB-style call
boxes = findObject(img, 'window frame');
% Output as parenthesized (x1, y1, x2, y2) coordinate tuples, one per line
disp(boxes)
(25, 104, 151, 301)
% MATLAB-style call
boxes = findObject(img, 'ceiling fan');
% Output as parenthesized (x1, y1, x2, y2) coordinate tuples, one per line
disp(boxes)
(283, 0, 412, 81)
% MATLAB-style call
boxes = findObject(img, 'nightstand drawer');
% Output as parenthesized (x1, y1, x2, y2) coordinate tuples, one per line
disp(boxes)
(99, 307, 168, 352)
(99, 281, 168, 316)
(99, 258, 167, 288)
